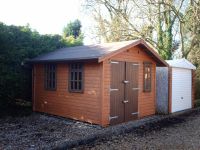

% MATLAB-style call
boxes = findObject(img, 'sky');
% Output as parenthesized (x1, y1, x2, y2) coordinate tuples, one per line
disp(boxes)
(0, 0, 94, 44)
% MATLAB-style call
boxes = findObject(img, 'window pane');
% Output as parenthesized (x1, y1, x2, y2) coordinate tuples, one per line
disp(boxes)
(52, 79, 55, 89)
(74, 81, 77, 89)
(53, 72, 55, 80)
(79, 81, 82, 90)
(145, 72, 148, 80)
(53, 72, 55, 88)
(50, 71, 52, 88)
(44, 64, 56, 90)
(148, 79, 151, 89)
(46, 79, 48, 88)
(48, 80, 51, 89)
(71, 64, 74, 69)
(71, 81, 74, 89)
(144, 80, 147, 90)
(144, 63, 151, 92)
(75, 72, 77, 80)
(71, 72, 74, 80)
(75, 64, 77, 69)
(78, 64, 82, 69)
(79, 72, 82, 80)
(69, 63, 83, 92)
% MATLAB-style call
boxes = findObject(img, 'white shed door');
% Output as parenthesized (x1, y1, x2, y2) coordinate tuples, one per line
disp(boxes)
(172, 68, 192, 113)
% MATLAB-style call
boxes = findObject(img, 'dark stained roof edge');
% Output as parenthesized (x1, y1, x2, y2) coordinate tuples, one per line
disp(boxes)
(28, 39, 168, 67)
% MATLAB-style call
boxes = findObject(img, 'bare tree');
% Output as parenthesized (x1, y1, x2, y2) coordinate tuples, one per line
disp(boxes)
(83, 0, 189, 59)
(184, 0, 200, 59)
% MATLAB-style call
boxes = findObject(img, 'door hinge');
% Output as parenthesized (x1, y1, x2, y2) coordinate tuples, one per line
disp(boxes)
(109, 116, 118, 120)
(110, 88, 119, 92)
(132, 88, 140, 90)
(131, 112, 139, 115)
(132, 63, 140, 66)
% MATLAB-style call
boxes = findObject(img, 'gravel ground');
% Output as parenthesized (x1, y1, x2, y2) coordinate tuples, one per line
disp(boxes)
(1, 110, 200, 150)
(76, 111, 200, 150)
(0, 113, 102, 150)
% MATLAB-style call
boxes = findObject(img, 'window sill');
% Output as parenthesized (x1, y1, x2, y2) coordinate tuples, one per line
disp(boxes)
(68, 90, 84, 93)
(143, 90, 151, 93)
(45, 88, 56, 91)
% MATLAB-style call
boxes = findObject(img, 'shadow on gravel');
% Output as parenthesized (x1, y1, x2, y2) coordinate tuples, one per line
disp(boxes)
(134, 109, 200, 137)
(83, 109, 200, 148)
(134, 111, 200, 137)
(77, 110, 200, 149)
(134, 117, 185, 136)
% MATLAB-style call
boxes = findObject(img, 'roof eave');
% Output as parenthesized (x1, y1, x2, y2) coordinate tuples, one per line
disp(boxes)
(27, 57, 99, 64)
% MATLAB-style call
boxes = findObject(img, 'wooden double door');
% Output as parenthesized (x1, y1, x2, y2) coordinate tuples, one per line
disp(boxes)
(110, 61, 139, 125)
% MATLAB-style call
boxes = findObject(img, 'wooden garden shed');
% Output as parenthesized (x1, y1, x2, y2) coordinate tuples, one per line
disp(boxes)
(30, 39, 167, 126)
(156, 59, 196, 114)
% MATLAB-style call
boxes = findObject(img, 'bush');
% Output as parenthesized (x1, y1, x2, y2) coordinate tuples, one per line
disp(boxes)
(0, 22, 83, 108)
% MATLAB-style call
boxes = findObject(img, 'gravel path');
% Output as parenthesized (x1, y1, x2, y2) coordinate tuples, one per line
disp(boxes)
(76, 111, 200, 150)
(0, 113, 102, 150)
(1, 110, 200, 150)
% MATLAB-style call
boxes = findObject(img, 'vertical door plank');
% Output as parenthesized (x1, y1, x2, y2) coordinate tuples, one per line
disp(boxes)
(110, 61, 125, 125)
(125, 62, 139, 121)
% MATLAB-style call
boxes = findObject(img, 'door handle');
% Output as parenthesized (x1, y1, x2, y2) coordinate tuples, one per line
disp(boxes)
(123, 100, 129, 103)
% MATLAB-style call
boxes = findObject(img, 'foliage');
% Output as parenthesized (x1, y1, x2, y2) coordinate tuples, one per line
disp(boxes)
(63, 19, 82, 38)
(63, 35, 83, 46)
(185, 0, 200, 100)
(0, 22, 83, 106)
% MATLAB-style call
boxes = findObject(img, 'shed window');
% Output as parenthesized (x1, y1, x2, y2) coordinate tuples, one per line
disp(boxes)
(69, 63, 83, 92)
(44, 64, 56, 90)
(144, 62, 152, 92)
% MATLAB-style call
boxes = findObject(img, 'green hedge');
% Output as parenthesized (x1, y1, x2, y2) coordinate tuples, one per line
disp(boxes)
(0, 23, 82, 107)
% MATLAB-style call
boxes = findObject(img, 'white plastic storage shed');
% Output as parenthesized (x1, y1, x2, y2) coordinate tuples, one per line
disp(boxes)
(167, 59, 196, 113)
(156, 59, 196, 114)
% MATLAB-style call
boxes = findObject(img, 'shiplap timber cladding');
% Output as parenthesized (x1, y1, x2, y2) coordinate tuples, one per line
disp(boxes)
(33, 63, 102, 124)
(32, 39, 167, 126)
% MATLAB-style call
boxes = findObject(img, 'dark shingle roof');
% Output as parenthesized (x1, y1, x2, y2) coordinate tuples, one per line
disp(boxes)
(29, 40, 139, 62)
(29, 39, 168, 67)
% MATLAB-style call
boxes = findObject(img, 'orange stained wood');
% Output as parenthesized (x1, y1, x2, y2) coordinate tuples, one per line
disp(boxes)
(33, 45, 160, 126)
(33, 62, 103, 125)
(101, 45, 157, 125)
